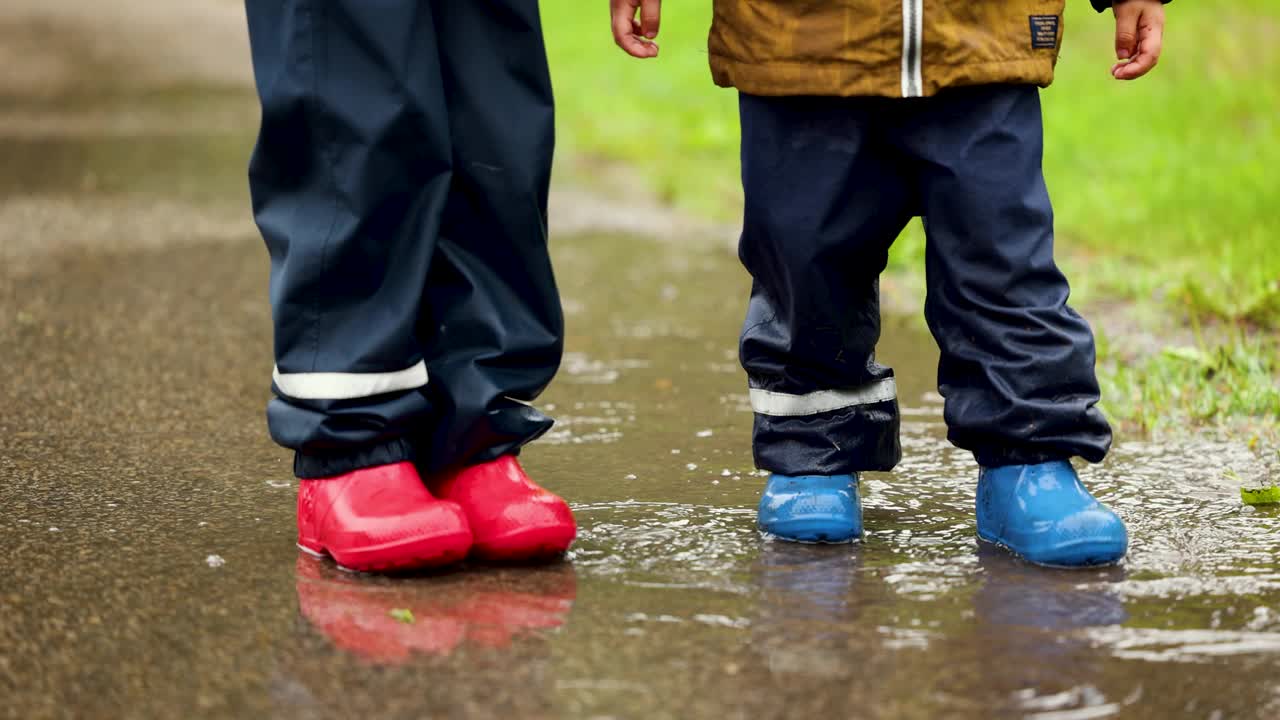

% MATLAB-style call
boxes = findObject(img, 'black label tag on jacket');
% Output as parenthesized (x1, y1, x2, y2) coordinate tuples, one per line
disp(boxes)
(1029, 15, 1060, 49)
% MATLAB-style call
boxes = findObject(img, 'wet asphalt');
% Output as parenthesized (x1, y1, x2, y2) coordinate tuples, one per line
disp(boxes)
(2, 10, 1280, 720)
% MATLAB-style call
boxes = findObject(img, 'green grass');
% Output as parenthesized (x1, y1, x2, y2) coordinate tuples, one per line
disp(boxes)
(1045, 1, 1280, 325)
(1097, 330, 1280, 435)
(542, 0, 1280, 431)
(543, 1, 734, 215)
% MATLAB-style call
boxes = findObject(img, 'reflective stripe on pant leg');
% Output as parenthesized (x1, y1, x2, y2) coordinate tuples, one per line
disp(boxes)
(272, 361, 428, 401)
(748, 378, 902, 476)
(750, 378, 898, 417)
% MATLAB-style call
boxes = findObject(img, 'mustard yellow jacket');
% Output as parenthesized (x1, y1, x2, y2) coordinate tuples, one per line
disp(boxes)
(708, 0, 1158, 98)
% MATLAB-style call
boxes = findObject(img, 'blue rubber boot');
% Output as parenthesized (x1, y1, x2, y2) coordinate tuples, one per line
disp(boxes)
(976, 461, 1128, 568)
(758, 474, 862, 544)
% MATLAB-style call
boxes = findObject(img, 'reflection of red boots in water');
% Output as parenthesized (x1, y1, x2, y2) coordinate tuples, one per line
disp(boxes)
(433, 456, 577, 562)
(295, 556, 578, 664)
(296, 462, 472, 573)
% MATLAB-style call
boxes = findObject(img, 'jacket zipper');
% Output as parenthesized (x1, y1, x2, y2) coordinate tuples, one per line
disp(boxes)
(901, 0, 923, 97)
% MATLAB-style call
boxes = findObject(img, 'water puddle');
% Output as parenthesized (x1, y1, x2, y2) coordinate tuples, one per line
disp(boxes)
(1, 88, 1277, 720)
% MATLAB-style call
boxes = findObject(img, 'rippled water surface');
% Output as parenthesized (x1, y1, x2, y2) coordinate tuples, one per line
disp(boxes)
(2, 97, 1279, 720)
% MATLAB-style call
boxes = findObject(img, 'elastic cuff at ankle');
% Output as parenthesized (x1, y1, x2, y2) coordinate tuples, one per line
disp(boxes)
(974, 447, 1076, 469)
(294, 438, 415, 479)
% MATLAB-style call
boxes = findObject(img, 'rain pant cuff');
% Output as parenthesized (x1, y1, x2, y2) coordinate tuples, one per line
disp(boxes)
(972, 446, 1095, 470)
(293, 438, 416, 479)
(752, 399, 902, 476)
(408, 402, 556, 475)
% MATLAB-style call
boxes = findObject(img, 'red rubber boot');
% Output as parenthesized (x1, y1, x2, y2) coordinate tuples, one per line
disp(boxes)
(296, 462, 472, 573)
(433, 456, 576, 562)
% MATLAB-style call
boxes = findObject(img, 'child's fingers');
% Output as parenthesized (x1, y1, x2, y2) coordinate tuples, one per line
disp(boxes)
(610, 0, 658, 58)
(1112, 16, 1163, 80)
(640, 0, 661, 39)
(1113, 4, 1139, 60)
(632, 19, 660, 57)
(609, 0, 638, 53)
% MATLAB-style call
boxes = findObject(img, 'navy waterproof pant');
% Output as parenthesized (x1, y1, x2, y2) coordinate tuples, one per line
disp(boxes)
(245, 0, 562, 478)
(738, 85, 1112, 475)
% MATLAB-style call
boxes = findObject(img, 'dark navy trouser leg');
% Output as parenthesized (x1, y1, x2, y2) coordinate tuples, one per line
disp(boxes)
(898, 85, 1111, 467)
(737, 86, 1111, 475)
(409, 0, 562, 475)
(245, 0, 561, 478)
(738, 94, 911, 476)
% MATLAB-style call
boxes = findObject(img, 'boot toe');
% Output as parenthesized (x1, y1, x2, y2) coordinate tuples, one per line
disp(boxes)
(757, 474, 862, 544)
(1023, 508, 1128, 568)
(977, 462, 1129, 568)
(330, 501, 473, 573)
(470, 494, 577, 562)
(982, 506, 1128, 568)
(433, 456, 578, 563)
(759, 514, 861, 544)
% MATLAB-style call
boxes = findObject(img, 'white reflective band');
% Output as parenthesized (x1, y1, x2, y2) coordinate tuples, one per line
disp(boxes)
(749, 378, 898, 417)
(900, 0, 923, 98)
(272, 360, 428, 401)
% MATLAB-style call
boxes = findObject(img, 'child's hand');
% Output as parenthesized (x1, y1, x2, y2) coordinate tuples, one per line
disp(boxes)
(1111, 0, 1165, 80)
(611, 0, 661, 58)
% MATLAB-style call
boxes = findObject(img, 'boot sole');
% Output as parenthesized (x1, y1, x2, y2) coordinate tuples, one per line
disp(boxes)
(470, 524, 576, 563)
(297, 530, 471, 573)
(977, 533, 1126, 569)
(759, 517, 862, 544)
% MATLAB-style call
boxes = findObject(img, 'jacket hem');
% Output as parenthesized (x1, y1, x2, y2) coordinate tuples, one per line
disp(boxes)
(710, 54, 1056, 98)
